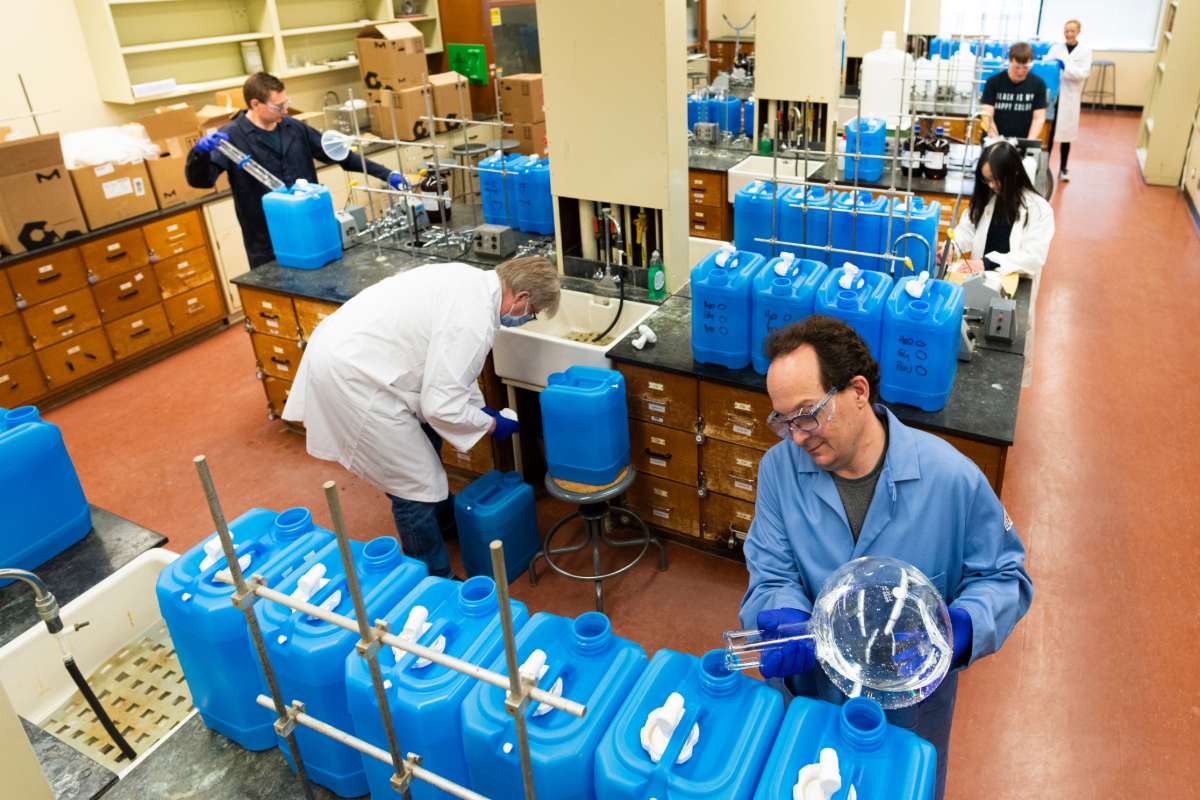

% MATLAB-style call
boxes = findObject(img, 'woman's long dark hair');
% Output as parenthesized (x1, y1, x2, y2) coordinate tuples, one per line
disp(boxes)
(969, 141, 1037, 226)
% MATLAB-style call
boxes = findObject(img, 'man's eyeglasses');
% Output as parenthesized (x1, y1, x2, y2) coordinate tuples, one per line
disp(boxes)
(265, 99, 291, 113)
(765, 385, 841, 438)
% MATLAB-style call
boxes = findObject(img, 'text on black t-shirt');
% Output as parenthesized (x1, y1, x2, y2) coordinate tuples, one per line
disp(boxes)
(981, 71, 1048, 137)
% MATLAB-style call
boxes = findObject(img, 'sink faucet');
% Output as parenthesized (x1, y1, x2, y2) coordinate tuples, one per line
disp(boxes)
(596, 206, 623, 290)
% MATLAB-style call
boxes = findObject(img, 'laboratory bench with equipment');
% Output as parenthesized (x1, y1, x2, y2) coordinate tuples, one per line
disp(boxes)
(604, 285, 1024, 561)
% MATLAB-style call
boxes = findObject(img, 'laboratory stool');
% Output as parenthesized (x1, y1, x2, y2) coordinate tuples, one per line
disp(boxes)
(485, 137, 522, 154)
(1083, 60, 1116, 110)
(530, 466, 667, 613)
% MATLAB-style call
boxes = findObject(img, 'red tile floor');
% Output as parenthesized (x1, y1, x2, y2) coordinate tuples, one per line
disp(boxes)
(43, 111, 1200, 797)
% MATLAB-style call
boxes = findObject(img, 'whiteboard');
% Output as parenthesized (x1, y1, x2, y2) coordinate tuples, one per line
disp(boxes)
(1038, 0, 1162, 50)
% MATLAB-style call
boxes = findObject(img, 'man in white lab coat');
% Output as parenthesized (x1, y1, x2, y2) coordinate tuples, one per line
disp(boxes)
(1048, 19, 1093, 181)
(283, 256, 561, 577)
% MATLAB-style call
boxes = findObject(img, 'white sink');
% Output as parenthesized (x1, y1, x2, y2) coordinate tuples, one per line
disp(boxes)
(728, 154, 826, 202)
(492, 288, 657, 388)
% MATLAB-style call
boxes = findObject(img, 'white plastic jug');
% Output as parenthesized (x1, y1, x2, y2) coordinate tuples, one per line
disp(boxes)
(860, 31, 913, 125)
(949, 44, 977, 96)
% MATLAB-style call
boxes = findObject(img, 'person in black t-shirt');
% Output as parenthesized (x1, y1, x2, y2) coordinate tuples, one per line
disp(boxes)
(980, 42, 1047, 140)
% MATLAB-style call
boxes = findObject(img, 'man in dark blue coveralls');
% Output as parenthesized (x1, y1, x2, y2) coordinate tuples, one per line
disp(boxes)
(185, 72, 406, 268)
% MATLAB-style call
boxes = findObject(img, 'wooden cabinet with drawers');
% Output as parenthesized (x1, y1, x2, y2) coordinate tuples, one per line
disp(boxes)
(622, 362, 699, 431)
(80, 229, 149, 282)
(295, 297, 340, 340)
(441, 436, 496, 476)
(699, 381, 777, 450)
(700, 437, 765, 503)
(164, 282, 224, 334)
(93, 268, 160, 321)
(263, 376, 292, 419)
(240, 286, 300, 339)
(0, 206, 228, 407)
(106, 305, 172, 360)
(0, 354, 47, 407)
(143, 210, 205, 260)
(700, 491, 756, 547)
(630, 420, 700, 484)
(154, 250, 215, 299)
(37, 328, 114, 389)
(251, 332, 303, 382)
(708, 39, 754, 81)
(7, 248, 88, 309)
(688, 169, 731, 240)
(0, 313, 32, 364)
(0, 271, 17, 316)
(624, 472, 701, 538)
(22, 288, 102, 349)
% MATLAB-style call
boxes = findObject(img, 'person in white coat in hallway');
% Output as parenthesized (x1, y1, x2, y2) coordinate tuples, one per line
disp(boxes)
(282, 256, 561, 577)
(1048, 19, 1093, 181)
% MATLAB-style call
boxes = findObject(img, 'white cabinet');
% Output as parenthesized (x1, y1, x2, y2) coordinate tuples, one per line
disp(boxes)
(203, 196, 251, 315)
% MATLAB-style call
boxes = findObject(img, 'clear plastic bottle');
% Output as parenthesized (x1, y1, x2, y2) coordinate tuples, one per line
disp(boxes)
(922, 125, 949, 181)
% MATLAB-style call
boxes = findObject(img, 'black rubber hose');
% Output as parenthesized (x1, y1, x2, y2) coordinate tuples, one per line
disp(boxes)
(593, 265, 626, 343)
(63, 655, 138, 762)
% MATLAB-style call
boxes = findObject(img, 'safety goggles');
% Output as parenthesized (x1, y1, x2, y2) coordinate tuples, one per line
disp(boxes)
(766, 385, 840, 438)
(265, 98, 291, 113)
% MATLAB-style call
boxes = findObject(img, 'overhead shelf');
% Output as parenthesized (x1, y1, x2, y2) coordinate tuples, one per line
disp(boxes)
(121, 31, 272, 55)
(280, 22, 373, 37)
(281, 59, 360, 79)
(134, 74, 250, 102)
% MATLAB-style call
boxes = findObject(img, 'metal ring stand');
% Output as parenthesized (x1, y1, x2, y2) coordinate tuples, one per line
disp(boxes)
(529, 467, 668, 612)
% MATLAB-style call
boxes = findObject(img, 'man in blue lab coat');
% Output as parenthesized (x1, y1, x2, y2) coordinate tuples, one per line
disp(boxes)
(739, 316, 1033, 800)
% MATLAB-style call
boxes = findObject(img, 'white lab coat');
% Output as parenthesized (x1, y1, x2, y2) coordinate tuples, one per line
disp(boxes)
(1047, 41, 1093, 142)
(951, 189, 1054, 278)
(952, 189, 1055, 386)
(282, 263, 497, 502)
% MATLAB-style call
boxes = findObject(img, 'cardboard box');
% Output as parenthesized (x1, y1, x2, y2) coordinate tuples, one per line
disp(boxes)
(70, 161, 158, 230)
(427, 72, 472, 133)
(503, 121, 548, 157)
(137, 105, 214, 208)
(213, 89, 241, 108)
(0, 134, 87, 254)
(196, 104, 238, 131)
(367, 86, 434, 142)
(357, 22, 429, 91)
(500, 74, 545, 124)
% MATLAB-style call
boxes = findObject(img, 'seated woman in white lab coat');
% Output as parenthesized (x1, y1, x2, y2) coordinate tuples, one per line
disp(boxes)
(949, 141, 1055, 278)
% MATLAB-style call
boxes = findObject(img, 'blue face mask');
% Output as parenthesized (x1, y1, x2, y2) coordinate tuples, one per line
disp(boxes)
(500, 298, 535, 328)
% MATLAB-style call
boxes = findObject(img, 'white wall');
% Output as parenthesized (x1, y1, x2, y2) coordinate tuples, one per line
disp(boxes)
(0, 0, 362, 139)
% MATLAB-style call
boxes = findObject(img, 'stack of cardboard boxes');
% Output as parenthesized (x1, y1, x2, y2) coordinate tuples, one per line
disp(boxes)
(500, 74, 547, 157)
(356, 21, 431, 142)
(355, 22, 473, 148)
(138, 105, 219, 210)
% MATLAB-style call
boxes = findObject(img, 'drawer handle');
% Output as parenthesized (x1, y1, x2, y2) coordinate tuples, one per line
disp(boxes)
(36, 272, 62, 285)
(259, 311, 280, 320)
(643, 448, 672, 461)
(130, 327, 153, 339)
(118, 288, 140, 300)
(51, 313, 76, 326)
(104, 251, 126, 261)
(725, 412, 757, 433)
(166, 232, 189, 241)
(177, 269, 197, 279)
(270, 356, 292, 366)
(187, 303, 206, 315)
(649, 504, 674, 520)
(729, 523, 750, 539)
(642, 395, 669, 413)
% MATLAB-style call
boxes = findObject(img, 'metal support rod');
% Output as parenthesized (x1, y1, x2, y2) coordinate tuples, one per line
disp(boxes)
(193, 456, 317, 800)
(457, 85, 481, 231)
(753, 235, 915, 266)
(253, 696, 489, 800)
(16, 73, 41, 135)
(323, 481, 412, 799)
(214, 577, 586, 717)
(491, 541, 537, 800)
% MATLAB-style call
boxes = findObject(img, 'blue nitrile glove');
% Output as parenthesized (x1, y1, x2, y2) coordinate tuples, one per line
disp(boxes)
(949, 606, 973, 668)
(482, 407, 520, 441)
(756, 608, 815, 679)
(195, 130, 229, 154)
(1054, 58, 1066, 71)
(893, 630, 929, 676)
(388, 171, 409, 190)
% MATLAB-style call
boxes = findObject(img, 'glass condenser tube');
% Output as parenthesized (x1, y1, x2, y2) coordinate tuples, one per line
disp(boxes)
(215, 138, 286, 191)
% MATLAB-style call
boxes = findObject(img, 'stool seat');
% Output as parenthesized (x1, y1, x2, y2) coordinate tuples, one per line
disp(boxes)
(450, 142, 490, 157)
(531, 465, 667, 612)
(1083, 60, 1116, 110)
